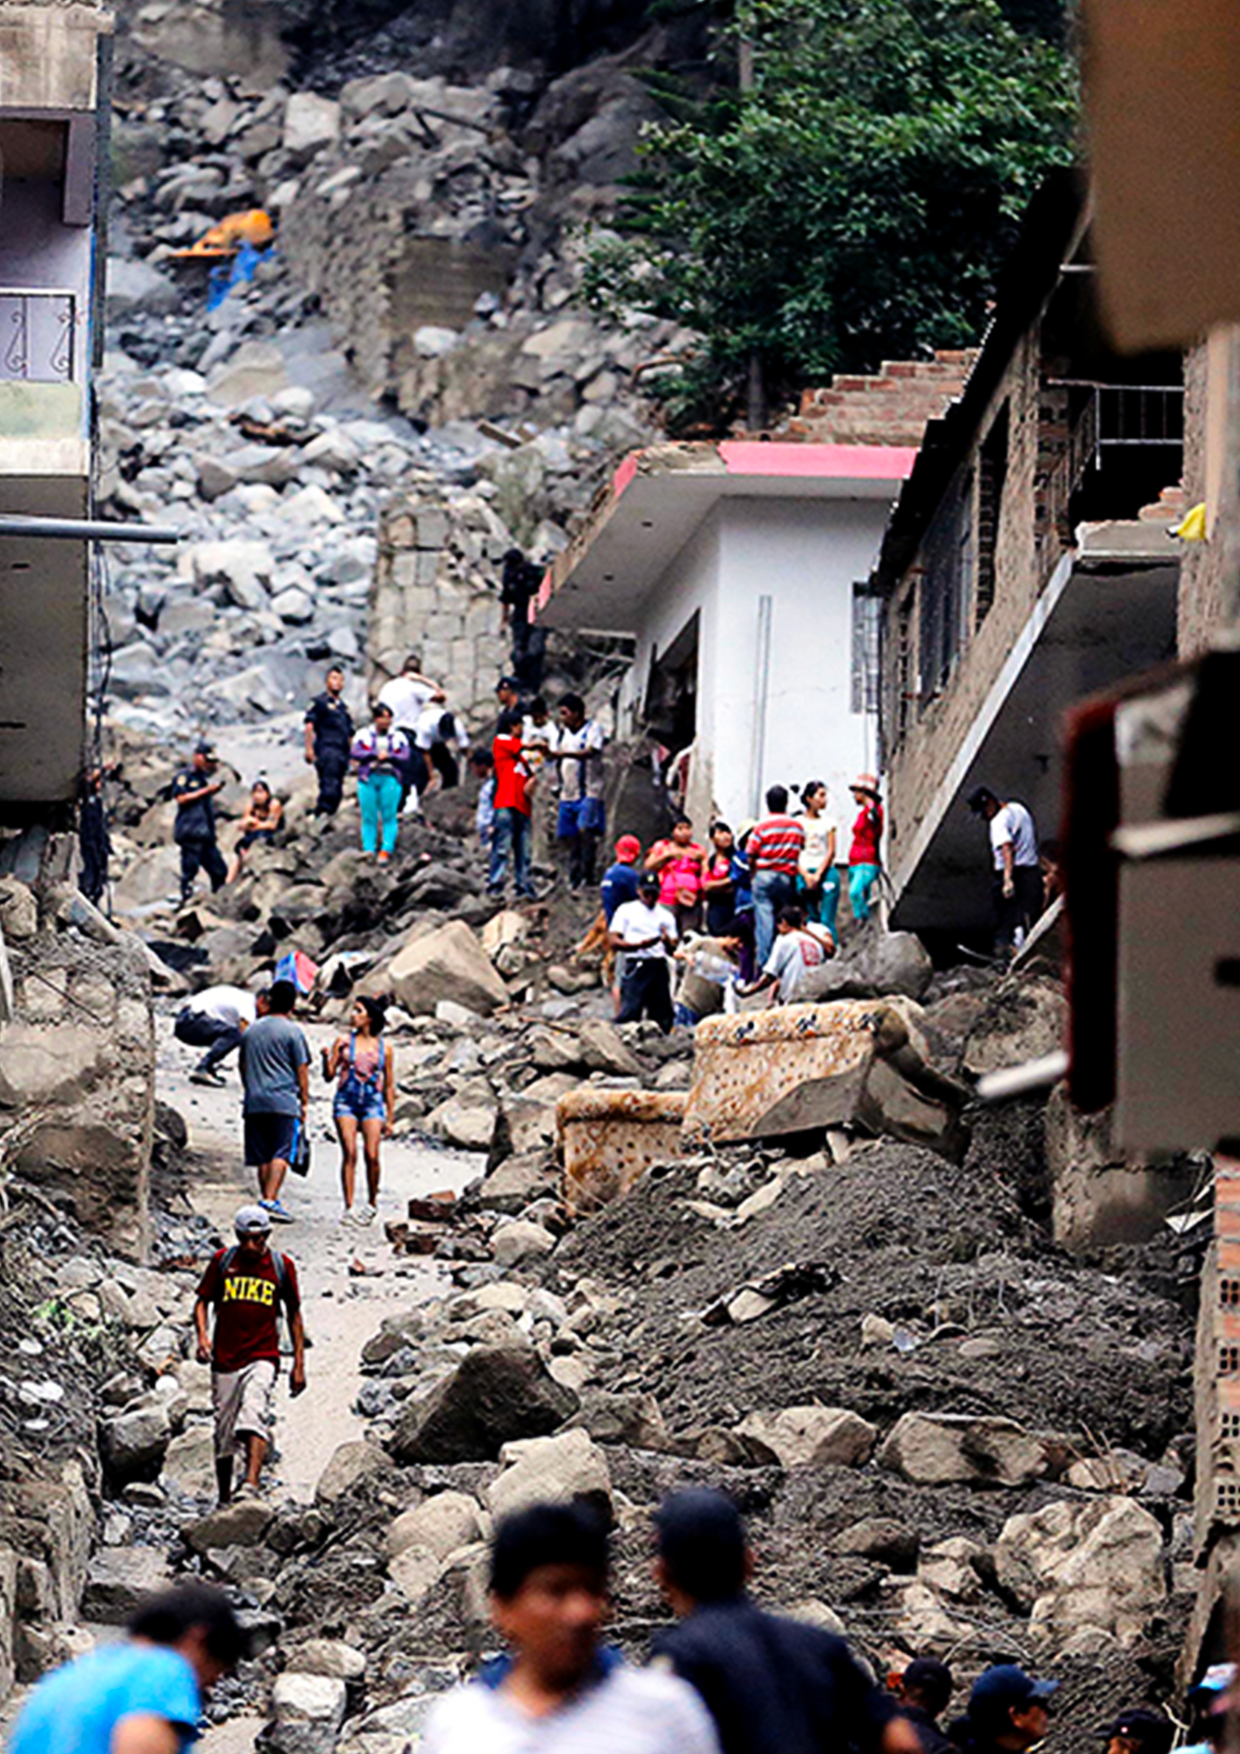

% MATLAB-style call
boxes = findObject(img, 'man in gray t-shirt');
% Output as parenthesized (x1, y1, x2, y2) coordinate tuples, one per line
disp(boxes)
(238, 980, 310, 1223)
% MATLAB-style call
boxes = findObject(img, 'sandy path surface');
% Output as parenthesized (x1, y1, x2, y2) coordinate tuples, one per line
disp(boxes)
(158, 1008, 484, 1502)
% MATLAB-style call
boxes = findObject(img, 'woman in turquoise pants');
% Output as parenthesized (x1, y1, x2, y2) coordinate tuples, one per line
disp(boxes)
(350, 703, 410, 863)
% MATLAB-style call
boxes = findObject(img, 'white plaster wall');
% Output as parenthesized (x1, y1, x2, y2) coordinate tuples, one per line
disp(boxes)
(619, 506, 722, 827)
(713, 496, 892, 833)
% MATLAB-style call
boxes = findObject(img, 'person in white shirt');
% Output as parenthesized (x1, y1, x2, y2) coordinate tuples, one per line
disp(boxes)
(378, 655, 446, 806)
(174, 985, 265, 1086)
(796, 780, 840, 940)
(966, 786, 1042, 955)
(742, 905, 830, 1005)
(609, 872, 678, 1032)
(556, 693, 607, 888)
(420, 1503, 721, 1754)
(412, 702, 472, 797)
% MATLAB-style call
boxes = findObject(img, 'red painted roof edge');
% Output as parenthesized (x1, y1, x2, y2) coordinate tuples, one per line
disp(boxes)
(719, 440, 918, 480)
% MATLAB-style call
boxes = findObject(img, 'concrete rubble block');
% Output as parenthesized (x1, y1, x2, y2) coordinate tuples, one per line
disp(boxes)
(82, 1548, 172, 1624)
(491, 1219, 556, 1267)
(995, 1496, 1166, 1650)
(683, 1001, 967, 1157)
(878, 1412, 1049, 1487)
(390, 1345, 579, 1464)
(285, 1640, 367, 1682)
(1045, 1084, 1199, 1252)
(386, 920, 509, 1018)
(561, 1389, 670, 1451)
(315, 1441, 396, 1508)
(734, 1406, 878, 1469)
(186, 1499, 275, 1553)
(100, 1401, 172, 1485)
(487, 1428, 613, 1525)
(557, 1089, 687, 1218)
(800, 926, 934, 1002)
(387, 1491, 486, 1563)
(282, 92, 342, 163)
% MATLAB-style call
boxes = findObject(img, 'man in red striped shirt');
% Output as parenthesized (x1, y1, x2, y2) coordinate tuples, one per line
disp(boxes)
(746, 786, 805, 966)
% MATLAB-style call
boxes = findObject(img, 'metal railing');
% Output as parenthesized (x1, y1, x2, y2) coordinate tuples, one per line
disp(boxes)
(0, 289, 77, 384)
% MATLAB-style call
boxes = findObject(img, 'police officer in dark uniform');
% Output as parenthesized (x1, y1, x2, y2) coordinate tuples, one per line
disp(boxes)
(303, 665, 354, 816)
(173, 742, 226, 905)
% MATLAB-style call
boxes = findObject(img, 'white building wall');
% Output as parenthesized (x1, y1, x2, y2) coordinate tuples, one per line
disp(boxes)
(713, 495, 891, 832)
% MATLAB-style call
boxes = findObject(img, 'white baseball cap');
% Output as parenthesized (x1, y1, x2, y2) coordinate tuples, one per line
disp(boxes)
(234, 1204, 272, 1236)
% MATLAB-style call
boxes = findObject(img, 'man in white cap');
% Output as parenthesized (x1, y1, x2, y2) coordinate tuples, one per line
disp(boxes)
(193, 1206, 305, 1504)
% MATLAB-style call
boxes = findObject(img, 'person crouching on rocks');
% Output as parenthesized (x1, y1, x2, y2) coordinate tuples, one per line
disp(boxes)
(350, 702, 410, 864)
(226, 779, 283, 885)
(323, 995, 394, 1226)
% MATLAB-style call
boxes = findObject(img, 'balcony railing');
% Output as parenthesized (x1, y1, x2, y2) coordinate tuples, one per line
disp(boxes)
(0, 289, 77, 384)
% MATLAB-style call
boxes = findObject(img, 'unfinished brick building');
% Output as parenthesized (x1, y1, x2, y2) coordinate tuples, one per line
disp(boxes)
(871, 174, 1185, 940)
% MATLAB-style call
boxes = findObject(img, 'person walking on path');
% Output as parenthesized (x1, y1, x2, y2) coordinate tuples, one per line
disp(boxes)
(488, 709, 536, 899)
(174, 984, 264, 1087)
(9, 1583, 248, 1754)
(304, 665, 354, 817)
(966, 786, 1042, 955)
(797, 781, 840, 938)
(847, 774, 885, 925)
(555, 693, 607, 889)
(745, 786, 805, 967)
(350, 702, 410, 863)
(646, 816, 708, 934)
(652, 1489, 922, 1754)
(421, 1502, 721, 1754)
(226, 779, 283, 884)
(239, 978, 309, 1223)
(172, 742, 226, 906)
(194, 1205, 305, 1503)
(609, 872, 678, 1032)
(323, 996, 394, 1226)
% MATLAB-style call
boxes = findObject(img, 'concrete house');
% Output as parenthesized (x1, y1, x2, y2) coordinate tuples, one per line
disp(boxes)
(872, 175, 1184, 940)
(534, 356, 973, 834)
(0, 0, 112, 810)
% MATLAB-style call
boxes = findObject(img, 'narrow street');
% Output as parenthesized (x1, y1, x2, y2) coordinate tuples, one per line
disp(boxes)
(157, 1012, 484, 1502)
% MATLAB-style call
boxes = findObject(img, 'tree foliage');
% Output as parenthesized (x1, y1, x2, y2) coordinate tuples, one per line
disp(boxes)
(584, 0, 1077, 430)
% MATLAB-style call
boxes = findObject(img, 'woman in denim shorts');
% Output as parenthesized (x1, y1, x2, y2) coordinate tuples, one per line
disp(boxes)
(323, 996, 394, 1225)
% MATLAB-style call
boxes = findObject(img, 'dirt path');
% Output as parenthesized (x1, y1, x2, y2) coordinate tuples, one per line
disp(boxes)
(159, 1010, 484, 1502)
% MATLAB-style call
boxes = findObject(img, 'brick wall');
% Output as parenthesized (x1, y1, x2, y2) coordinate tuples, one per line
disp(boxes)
(787, 350, 978, 447)
(882, 333, 1046, 874)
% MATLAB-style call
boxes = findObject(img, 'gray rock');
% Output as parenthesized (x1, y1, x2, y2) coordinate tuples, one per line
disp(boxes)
(390, 1345, 578, 1464)
(106, 257, 180, 317)
(82, 1547, 172, 1623)
(285, 1639, 367, 1681)
(561, 1389, 669, 1451)
(386, 922, 510, 1017)
(830, 1518, 919, 1570)
(100, 1401, 171, 1485)
(878, 1413, 1048, 1488)
(487, 1428, 612, 1524)
(801, 924, 934, 1003)
(491, 1219, 555, 1268)
(186, 1498, 275, 1553)
(283, 93, 342, 163)
(315, 1440, 395, 1508)
(387, 1491, 486, 1562)
(735, 1406, 878, 1469)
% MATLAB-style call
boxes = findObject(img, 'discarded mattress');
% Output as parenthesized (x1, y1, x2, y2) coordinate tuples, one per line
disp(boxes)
(557, 1088, 687, 1217)
(683, 1000, 968, 1156)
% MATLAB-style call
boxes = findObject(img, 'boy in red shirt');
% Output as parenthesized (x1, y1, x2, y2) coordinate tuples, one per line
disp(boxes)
(746, 785, 805, 966)
(489, 708, 536, 900)
(194, 1205, 305, 1504)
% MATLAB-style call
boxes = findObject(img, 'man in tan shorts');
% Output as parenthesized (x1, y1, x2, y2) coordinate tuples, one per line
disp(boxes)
(194, 1205, 306, 1504)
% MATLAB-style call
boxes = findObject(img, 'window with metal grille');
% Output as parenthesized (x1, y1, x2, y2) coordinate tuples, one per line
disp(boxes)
(851, 582, 882, 715)
(918, 472, 973, 711)
(976, 404, 1009, 627)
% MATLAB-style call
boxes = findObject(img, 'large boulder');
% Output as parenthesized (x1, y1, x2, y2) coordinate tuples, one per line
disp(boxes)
(963, 973, 1067, 1077)
(426, 1087, 499, 1152)
(185, 1498, 274, 1553)
(878, 1413, 1047, 1487)
(735, 1406, 877, 1469)
(99, 1402, 171, 1486)
(800, 925, 933, 1002)
(387, 1491, 486, 1562)
(995, 1497, 1166, 1650)
(386, 922, 509, 1018)
(270, 1672, 348, 1754)
(82, 1548, 172, 1623)
(486, 1429, 612, 1525)
(390, 1346, 578, 1463)
(315, 1440, 396, 1508)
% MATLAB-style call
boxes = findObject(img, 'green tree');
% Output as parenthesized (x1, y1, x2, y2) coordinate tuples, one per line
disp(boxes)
(584, 0, 1077, 431)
